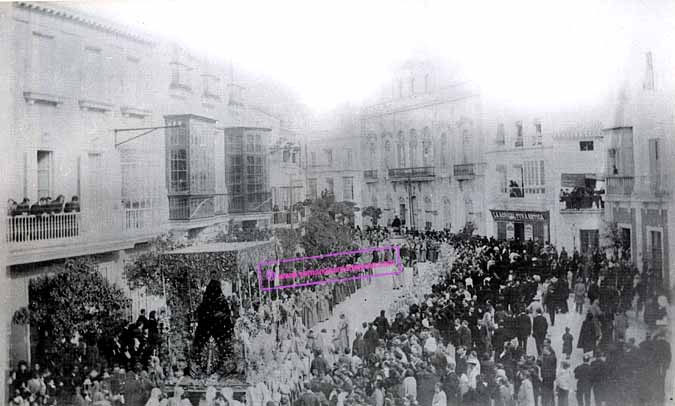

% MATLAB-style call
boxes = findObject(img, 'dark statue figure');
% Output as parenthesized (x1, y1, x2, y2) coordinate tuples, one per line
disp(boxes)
(190, 273, 235, 378)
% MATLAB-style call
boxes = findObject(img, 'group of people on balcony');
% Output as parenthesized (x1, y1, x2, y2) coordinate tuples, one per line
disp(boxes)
(559, 188, 604, 210)
(8, 196, 80, 217)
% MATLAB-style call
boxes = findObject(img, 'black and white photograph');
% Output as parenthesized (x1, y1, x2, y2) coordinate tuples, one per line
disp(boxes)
(0, 1, 673, 406)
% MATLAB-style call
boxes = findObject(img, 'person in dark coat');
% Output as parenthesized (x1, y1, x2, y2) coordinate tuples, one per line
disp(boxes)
(363, 324, 379, 360)
(540, 345, 557, 406)
(123, 371, 143, 406)
(532, 309, 548, 356)
(373, 310, 390, 339)
(516, 310, 532, 354)
(561, 327, 573, 359)
(457, 320, 472, 349)
(577, 313, 599, 354)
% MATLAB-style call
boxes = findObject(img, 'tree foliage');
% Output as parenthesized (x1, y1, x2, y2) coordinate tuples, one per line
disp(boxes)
(124, 234, 240, 366)
(362, 206, 383, 226)
(25, 256, 128, 368)
(299, 194, 358, 262)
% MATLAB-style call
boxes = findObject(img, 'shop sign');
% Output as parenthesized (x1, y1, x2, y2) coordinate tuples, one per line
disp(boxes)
(490, 209, 548, 221)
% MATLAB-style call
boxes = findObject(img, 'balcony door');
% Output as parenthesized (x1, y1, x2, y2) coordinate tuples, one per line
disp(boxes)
(580, 229, 599, 255)
(649, 229, 663, 281)
(399, 203, 407, 226)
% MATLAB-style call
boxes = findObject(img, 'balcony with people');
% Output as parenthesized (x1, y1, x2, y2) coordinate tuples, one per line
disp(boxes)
(6, 195, 81, 244)
(559, 187, 605, 211)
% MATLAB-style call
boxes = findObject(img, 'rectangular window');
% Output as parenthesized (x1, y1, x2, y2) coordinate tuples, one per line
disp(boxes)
(496, 123, 505, 145)
(124, 56, 142, 104)
(580, 141, 594, 151)
(325, 149, 333, 165)
(496, 164, 507, 193)
(515, 121, 523, 147)
(31, 31, 58, 92)
(311, 151, 317, 166)
(343, 177, 354, 200)
(283, 150, 290, 163)
(37, 150, 52, 199)
(308, 178, 317, 199)
(345, 148, 353, 168)
(83, 46, 104, 97)
(202, 74, 220, 98)
(424, 74, 429, 93)
(521, 160, 546, 195)
(326, 178, 334, 195)
(580, 229, 599, 255)
(170, 62, 192, 89)
(534, 122, 542, 145)
(170, 149, 188, 192)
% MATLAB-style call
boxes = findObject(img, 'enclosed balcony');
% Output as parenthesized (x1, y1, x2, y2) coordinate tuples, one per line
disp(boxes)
(388, 166, 435, 181)
(364, 169, 378, 183)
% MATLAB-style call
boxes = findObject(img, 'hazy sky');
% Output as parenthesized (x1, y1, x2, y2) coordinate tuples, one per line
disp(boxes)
(70, 0, 675, 114)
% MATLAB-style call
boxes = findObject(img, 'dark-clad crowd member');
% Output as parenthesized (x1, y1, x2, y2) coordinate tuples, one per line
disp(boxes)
(457, 320, 472, 349)
(373, 310, 390, 339)
(310, 349, 329, 376)
(298, 381, 320, 406)
(651, 330, 672, 406)
(577, 313, 599, 354)
(532, 309, 548, 357)
(589, 352, 607, 406)
(540, 344, 557, 406)
(574, 355, 593, 406)
(516, 309, 532, 353)
(363, 323, 379, 360)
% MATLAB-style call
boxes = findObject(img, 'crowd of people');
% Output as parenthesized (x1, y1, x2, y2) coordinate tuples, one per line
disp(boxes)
(7, 226, 672, 406)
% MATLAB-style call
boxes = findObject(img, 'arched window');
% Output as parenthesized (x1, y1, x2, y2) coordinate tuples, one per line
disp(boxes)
(409, 129, 418, 167)
(422, 127, 432, 166)
(384, 140, 393, 169)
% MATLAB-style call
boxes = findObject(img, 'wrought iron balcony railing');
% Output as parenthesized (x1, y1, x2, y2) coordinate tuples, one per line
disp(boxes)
(454, 163, 475, 178)
(364, 169, 378, 181)
(388, 167, 435, 179)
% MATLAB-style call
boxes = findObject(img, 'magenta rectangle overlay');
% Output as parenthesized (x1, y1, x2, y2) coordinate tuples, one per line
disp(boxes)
(257, 245, 403, 291)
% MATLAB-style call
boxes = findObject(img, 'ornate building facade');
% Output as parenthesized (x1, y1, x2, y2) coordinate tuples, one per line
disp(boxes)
(359, 59, 487, 233)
